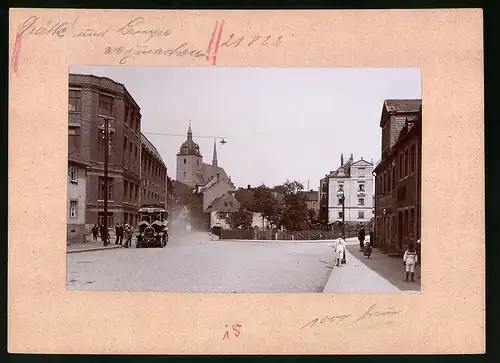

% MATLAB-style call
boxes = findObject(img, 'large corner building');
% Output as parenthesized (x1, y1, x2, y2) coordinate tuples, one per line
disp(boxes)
(67, 73, 167, 240)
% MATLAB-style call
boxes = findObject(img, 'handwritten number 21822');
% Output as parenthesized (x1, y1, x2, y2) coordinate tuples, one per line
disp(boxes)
(221, 34, 283, 48)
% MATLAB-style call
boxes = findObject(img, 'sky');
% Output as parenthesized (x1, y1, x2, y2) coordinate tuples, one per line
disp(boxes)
(71, 66, 421, 190)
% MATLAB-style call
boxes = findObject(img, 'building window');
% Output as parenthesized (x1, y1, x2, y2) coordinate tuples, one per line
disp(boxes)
(387, 169, 391, 191)
(338, 184, 344, 191)
(338, 211, 343, 219)
(399, 153, 403, 180)
(124, 181, 129, 200)
(224, 202, 228, 207)
(69, 200, 78, 218)
(359, 168, 365, 177)
(98, 94, 114, 116)
(358, 211, 364, 219)
(183, 158, 186, 165)
(68, 90, 81, 112)
(392, 165, 396, 189)
(358, 198, 365, 205)
(129, 142, 133, 167)
(69, 166, 78, 183)
(358, 184, 365, 192)
(410, 144, 416, 174)
(129, 183, 134, 200)
(405, 148, 409, 177)
(98, 177, 113, 200)
(183, 171, 187, 178)
(410, 208, 415, 234)
(98, 130, 113, 161)
(135, 116, 140, 133)
(135, 185, 139, 201)
(337, 198, 342, 206)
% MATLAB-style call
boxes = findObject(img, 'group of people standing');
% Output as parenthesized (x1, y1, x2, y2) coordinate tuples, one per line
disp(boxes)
(90, 223, 134, 248)
(114, 223, 134, 248)
(91, 223, 110, 245)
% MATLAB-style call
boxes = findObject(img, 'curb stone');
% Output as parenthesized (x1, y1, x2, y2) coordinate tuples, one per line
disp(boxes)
(67, 245, 122, 254)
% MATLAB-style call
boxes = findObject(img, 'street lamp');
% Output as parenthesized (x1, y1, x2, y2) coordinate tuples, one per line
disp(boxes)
(98, 114, 114, 246)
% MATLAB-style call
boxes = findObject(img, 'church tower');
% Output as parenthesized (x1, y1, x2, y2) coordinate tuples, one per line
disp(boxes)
(212, 139, 218, 167)
(176, 122, 203, 187)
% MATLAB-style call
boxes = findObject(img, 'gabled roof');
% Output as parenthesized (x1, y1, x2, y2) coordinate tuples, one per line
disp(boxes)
(141, 133, 165, 166)
(384, 99, 422, 113)
(351, 158, 373, 166)
(205, 192, 241, 213)
(328, 159, 353, 178)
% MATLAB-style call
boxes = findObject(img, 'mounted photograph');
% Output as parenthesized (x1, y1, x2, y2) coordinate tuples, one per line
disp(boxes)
(66, 66, 422, 293)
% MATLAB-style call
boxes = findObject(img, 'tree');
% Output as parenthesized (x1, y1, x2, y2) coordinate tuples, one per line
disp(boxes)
(277, 180, 309, 231)
(252, 184, 281, 229)
(307, 208, 319, 229)
(217, 207, 253, 229)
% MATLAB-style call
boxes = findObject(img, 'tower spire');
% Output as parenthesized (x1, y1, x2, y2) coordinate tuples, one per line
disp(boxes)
(212, 138, 218, 167)
(341, 153, 344, 166)
(187, 121, 192, 140)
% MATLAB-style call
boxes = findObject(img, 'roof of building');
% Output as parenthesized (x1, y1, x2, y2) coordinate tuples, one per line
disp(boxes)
(205, 192, 241, 213)
(300, 190, 319, 202)
(68, 138, 89, 167)
(141, 133, 166, 166)
(328, 158, 353, 178)
(384, 99, 422, 113)
(178, 123, 202, 157)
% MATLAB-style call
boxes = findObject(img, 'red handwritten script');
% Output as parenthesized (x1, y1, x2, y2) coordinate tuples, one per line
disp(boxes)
(206, 19, 287, 65)
(10, 28, 22, 74)
(223, 324, 242, 340)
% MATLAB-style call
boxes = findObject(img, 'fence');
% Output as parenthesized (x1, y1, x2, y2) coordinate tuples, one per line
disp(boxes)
(215, 228, 337, 241)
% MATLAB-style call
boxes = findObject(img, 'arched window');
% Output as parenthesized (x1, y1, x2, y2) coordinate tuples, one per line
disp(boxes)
(184, 158, 186, 164)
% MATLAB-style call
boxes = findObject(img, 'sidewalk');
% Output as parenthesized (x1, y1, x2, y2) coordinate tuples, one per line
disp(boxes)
(322, 240, 420, 293)
(67, 240, 123, 253)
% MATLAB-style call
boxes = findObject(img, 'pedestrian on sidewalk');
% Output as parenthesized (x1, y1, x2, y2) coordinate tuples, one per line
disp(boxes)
(334, 233, 346, 266)
(358, 227, 366, 251)
(123, 224, 132, 248)
(91, 224, 98, 241)
(118, 223, 124, 245)
(403, 243, 418, 282)
(114, 223, 120, 245)
(100, 223, 106, 243)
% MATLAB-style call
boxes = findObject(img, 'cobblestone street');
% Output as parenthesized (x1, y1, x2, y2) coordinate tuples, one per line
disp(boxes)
(67, 232, 337, 293)
(67, 234, 420, 293)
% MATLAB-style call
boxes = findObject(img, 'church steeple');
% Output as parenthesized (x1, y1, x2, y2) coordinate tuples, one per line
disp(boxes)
(187, 121, 193, 140)
(212, 139, 218, 167)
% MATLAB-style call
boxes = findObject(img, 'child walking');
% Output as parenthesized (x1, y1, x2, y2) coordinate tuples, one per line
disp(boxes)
(403, 243, 418, 282)
(334, 233, 346, 266)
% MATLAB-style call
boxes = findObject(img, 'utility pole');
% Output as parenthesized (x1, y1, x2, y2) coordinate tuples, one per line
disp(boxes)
(342, 195, 345, 236)
(98, 114, 114, 247)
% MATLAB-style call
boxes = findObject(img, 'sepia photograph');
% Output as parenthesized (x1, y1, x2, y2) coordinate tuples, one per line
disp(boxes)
(66, 66, 422, 293)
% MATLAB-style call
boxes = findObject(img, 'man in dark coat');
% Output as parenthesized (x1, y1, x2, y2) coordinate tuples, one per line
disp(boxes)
(358, 227, 366, 251)
(118, 223, 124, 245)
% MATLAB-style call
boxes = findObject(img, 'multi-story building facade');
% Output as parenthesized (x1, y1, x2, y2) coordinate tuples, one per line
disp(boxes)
(326, 154, 374, 225)
(373, 99, 422, 255)
(69, 73, 142, 229)
(67, 140, 89, 244)
(318, 176, 329, 226)
(140, 133, 168, 210)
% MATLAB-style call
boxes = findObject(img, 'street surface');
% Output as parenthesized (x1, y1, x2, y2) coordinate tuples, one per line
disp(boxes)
(67, 233, 420, 293)
(67, 232, 336, 292)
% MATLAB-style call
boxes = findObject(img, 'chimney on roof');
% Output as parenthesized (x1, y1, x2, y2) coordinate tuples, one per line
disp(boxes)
(361, 156, 363, 160)
(341, 153, 344, 166)
(350, 153, 354, 161)
(247, 184, 251, 190)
